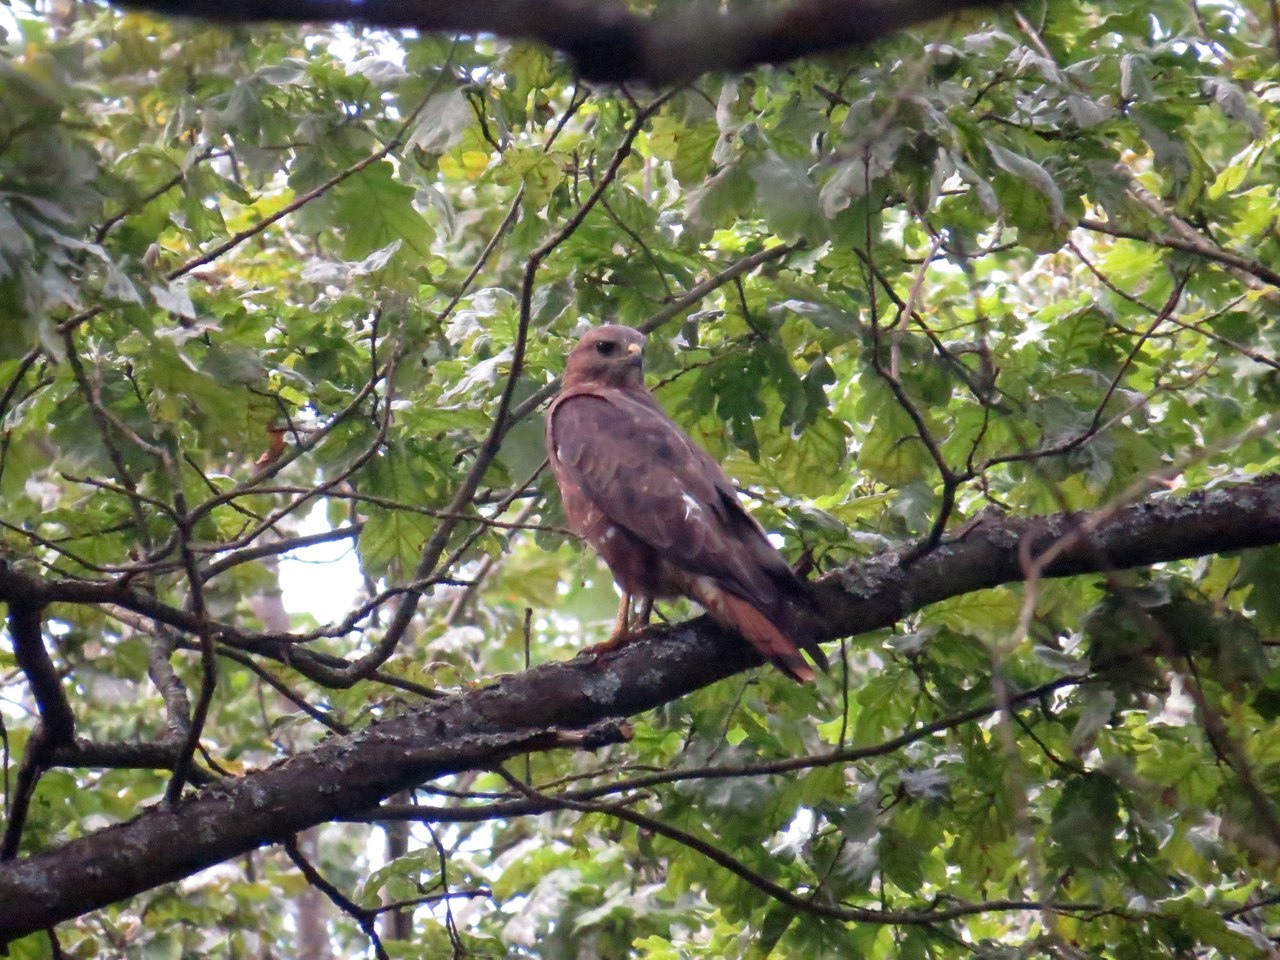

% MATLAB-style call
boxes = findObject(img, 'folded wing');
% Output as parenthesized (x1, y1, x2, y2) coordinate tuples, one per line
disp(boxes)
(550, 390, 826, 680)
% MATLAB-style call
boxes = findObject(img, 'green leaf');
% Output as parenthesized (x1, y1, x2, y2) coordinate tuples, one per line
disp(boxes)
(333, 161, 432, 259)
(750, 152, 825, 243)
(1238, 546, 1280, 630)
(687, 164, 755, 231)
(409, 88, 474, 153)
(1050, 775, 1120, 870)
(988, 143, 1069, 251)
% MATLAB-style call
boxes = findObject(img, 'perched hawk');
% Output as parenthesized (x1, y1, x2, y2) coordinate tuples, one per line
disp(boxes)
(546, 325, 828, 682)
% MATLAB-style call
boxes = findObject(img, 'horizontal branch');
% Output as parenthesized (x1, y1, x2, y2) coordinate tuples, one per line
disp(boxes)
(113, 0, 1010, 83)
(0, 474, 1278, 937)
(350, 671, 1084, 822)
(1079, 218, 1280, 290)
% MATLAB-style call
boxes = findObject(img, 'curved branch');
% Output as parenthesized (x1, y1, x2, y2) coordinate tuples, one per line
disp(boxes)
(1, 602, 75, 860)
(0, 474, 1278, 937)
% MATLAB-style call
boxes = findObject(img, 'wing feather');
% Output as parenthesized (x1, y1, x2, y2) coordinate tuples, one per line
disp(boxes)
(551, 392, 791, 600)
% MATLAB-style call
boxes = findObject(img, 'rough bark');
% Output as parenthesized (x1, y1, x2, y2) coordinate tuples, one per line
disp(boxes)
(0, 474, 1278, 939)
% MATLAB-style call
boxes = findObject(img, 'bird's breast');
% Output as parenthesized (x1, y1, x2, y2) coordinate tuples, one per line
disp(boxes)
(583, 521, 683, 600)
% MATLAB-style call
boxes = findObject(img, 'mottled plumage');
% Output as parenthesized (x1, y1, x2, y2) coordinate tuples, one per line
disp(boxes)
(546, 325, 827, 682)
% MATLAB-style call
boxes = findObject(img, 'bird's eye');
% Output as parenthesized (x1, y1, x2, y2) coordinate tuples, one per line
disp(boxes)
(595, 341, 616, 356)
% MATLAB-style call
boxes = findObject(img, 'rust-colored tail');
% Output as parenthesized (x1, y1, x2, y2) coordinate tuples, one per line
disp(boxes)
(691, 579, 817, 682)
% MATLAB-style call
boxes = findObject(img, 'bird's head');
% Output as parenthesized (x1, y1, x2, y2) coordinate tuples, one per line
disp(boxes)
(563, 325, 646, 390)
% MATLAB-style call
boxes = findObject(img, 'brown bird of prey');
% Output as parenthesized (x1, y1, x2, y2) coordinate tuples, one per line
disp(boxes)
(546, 324, 827, 682)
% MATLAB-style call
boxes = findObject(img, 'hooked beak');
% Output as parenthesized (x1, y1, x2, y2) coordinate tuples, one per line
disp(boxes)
(626, 342, 643, 366)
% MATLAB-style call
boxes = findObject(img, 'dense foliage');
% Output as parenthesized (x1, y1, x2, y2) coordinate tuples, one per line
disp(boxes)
(2, 0, 1280, 956)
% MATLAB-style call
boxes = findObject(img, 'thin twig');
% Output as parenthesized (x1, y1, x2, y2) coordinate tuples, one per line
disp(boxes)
(492, 766, 1112, 925)
(283, 835, 389, 960)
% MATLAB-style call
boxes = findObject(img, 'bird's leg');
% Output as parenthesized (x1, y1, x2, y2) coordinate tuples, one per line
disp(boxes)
(583, 593, 643, 658)
(636, 596, 653, 628)
(612, 592, 632, 639)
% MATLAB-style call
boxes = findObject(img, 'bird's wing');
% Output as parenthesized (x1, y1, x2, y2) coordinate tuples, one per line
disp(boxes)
(550, 387, 828, 681)
(548, 389, 793, 603)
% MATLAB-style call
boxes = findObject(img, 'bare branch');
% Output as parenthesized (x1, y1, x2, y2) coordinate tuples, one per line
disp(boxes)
(4, 605, 73, 749)
(1079, 217, 1280, 290)
(283, 835, 389, 960)
(165, 479, 218, 804)
(353, 671, 1084, 823)
(1, 602, 75, 860)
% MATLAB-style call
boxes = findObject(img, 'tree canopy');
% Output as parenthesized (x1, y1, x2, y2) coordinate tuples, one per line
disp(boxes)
(2, 0, 1280, 957)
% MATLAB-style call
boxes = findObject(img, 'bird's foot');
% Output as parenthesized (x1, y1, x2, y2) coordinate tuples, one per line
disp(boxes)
(581, 628, 641, 657)
(581, 594, 654, 659)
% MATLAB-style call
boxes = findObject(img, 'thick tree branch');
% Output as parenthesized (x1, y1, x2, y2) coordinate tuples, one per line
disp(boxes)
(114, 0, 1009, 84)
(0, 474, 1279, 937)
(5, 604, 73, 748)
(1, 603, 75, 860)
(352, 671, 1084, 824)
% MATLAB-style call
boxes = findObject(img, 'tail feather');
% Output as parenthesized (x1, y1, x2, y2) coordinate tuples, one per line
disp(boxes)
(762, 567, 829, 675)
(690, 578, 820, 683)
